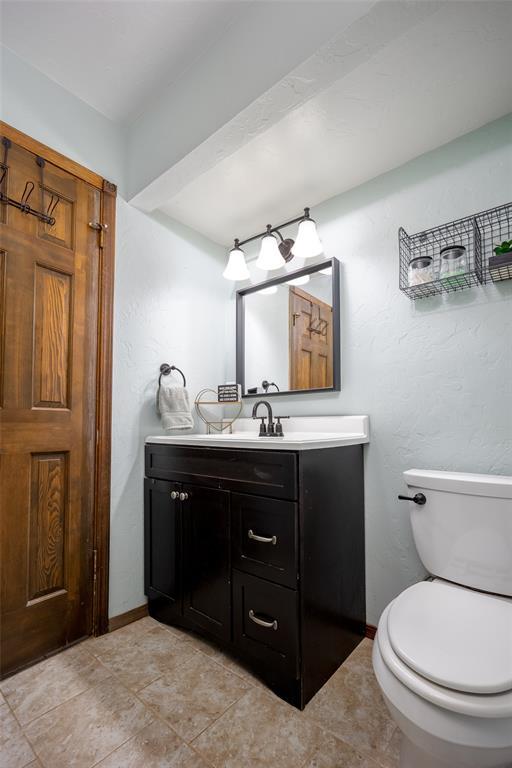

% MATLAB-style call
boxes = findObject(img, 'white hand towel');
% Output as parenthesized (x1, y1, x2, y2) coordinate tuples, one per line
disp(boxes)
(158, 383, 194, 431)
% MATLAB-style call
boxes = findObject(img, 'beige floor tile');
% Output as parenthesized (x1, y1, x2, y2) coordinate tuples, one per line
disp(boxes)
(192, 687, 324, 768)
(303, 729, 381, 768)
(92, 624, 199, 691)
(84, 616, 163, 657)
(94, 720, 211, 768)
(303, 639, 396, 763)
(139, 653, 251, 742)
(375, 727, 401, 768)
(24, 678, 152, 768)
(0, 645, 112, 725)
(0, 702, 36, 768)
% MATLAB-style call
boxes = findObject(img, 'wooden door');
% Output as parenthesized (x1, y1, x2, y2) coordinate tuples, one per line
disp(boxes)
(183, 484, 231, 641)
(144, 478, 182, 614)
(289, 286, 333, 390)
(0, 138, 102, 676)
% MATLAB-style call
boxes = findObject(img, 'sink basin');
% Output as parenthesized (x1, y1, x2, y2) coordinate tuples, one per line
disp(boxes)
(146, 415, 369, 451)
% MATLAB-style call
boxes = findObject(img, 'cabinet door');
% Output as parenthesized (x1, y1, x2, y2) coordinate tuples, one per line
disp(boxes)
(144, 478, 182, 611)
(183, 485, 231, 641)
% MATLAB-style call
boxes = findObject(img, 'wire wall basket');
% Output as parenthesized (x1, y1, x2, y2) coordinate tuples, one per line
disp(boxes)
(399, 201, 512, 299)
(475, 202, 512, 284)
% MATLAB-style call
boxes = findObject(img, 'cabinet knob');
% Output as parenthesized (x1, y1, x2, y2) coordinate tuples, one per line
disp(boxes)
(179, 492, 189, 501)
(170, 491, 178, 500)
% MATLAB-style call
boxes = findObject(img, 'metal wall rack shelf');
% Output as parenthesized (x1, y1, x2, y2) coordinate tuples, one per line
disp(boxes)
(399, 201, 512, 299)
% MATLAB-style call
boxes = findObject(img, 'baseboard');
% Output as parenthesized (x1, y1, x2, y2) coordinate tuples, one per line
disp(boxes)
(108, 603, 148, 633)
(365, 624, 377, 640)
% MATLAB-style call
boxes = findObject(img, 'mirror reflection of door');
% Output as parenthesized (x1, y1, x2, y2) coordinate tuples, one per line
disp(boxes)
(289, 286, 333, 390)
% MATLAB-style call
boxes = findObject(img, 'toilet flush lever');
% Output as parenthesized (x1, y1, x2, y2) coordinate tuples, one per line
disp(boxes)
(398, 493, 426, 506)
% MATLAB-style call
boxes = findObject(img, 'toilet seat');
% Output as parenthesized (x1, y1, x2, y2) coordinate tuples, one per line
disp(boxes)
(377, 597, 512, 719)
(388, 581, 512, 695)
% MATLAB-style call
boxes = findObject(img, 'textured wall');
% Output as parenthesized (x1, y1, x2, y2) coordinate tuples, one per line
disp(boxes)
(227, 115, 512, 625)
(1, 54, 229, 617)
(110, 203, 228, 616)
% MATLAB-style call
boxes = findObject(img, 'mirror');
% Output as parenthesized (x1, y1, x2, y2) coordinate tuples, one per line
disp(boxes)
(236, 258, 340, 397)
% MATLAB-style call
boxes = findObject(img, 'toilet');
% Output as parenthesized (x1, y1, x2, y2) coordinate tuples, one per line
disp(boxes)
(372, 469, 512, 768)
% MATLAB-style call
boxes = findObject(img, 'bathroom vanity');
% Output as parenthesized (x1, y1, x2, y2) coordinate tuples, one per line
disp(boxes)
(144, 416, 368, 709)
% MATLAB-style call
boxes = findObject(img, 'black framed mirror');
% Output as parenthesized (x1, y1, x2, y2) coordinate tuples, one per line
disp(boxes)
(236, 258, 340, 398)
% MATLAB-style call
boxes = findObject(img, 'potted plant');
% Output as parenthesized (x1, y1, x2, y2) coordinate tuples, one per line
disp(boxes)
(489, 239, 512, 282)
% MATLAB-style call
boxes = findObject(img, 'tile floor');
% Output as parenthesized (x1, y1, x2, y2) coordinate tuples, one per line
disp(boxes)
(0, 617, 400, 768)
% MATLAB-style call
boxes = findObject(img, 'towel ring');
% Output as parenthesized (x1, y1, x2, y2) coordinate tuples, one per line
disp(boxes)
(158, 363, 186, 388)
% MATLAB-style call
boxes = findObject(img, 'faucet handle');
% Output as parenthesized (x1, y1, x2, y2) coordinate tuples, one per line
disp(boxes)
(275, 416, 290, 436)
(257, 417, 267, 436)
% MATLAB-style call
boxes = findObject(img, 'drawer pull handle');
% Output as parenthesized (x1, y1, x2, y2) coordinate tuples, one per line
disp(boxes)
(179, 492, 189, 501)
(248, 529, 277, 545)
(249, 609, 278, 631)
(170, 491, 178, 500)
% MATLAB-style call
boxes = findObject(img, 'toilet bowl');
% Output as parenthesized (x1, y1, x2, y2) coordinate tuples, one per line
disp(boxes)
(372, 469, 512, 768)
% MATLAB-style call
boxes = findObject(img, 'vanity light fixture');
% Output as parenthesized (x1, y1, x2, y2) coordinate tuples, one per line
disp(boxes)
(286, 274, 310, 286)
(224, 207, 323, 280)
(255, 225, 286, 271)
(223, 239, 250, 281)
(292, 208, 323, 259)
(259, 285, 279, 295)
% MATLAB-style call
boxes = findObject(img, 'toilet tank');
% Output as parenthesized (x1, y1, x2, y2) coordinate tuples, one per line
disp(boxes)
(404, 469, 512, 597)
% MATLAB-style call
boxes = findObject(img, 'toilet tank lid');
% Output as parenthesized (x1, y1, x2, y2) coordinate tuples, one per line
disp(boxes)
(404, 469, 512, 499)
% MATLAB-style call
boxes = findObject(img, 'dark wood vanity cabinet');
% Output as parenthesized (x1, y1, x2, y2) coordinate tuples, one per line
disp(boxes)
(144, 442, 365, 709)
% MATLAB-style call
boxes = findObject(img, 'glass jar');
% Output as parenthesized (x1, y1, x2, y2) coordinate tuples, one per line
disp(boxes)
(439, 245, 467, 281)
(408, 256, 434, 286)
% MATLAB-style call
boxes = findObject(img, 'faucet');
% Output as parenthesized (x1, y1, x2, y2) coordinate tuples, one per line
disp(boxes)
(252, 400, 274, 436)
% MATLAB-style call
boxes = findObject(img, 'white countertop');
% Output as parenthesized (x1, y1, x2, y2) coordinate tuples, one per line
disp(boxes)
(146, 415, 369, 451)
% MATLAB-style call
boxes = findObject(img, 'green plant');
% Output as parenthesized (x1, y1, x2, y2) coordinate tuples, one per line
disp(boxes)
(493, 240, 512, 255)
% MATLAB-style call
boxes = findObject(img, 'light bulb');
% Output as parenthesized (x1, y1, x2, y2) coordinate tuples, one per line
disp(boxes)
(259, 285, 278, 295)
(292, 217, 323, 259)
(223, 244, 249, 281)
(286, 275, 310, 286)
(255, 231, 285, 271)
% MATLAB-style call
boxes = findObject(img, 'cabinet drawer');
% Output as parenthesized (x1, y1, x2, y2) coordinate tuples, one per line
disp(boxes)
(233, 570, 299, 675)
(232, 494, 297, 588)
(145, 444, 297, 500)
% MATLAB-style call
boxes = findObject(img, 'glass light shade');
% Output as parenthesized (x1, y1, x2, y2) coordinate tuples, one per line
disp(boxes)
(259, 285, 278, 295)
(223, 246, 250, 281)
(319, 266, 332, 276)
(255, 233, 285, 271)
(286, 274, 310, 286)
(291, 218, 323, 259)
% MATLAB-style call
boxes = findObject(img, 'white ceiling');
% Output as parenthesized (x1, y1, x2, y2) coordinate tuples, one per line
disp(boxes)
(2, 0, 511, 247)
(1, 0, 246, 123)
(158, 0, 512, 244)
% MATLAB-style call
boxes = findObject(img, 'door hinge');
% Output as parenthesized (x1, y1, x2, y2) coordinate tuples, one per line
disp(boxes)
(93, 548, 98, 582)
(88, 221, 108, 248)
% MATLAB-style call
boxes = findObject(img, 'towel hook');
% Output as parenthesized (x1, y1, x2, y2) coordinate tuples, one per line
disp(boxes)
(158, 363, 186, 388)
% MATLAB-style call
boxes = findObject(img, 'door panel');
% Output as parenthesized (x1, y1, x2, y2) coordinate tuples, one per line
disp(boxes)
(0, 138, 101, 675)
(183, 485, 231, 641)
(289, 286, 333, 391)
(33, 265, 72, 408)
(144, 478, 182, 609)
